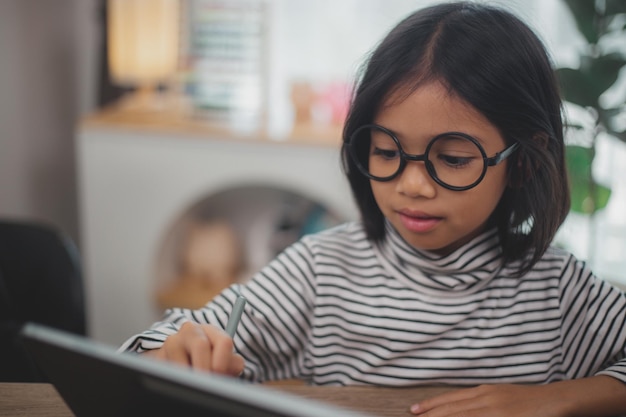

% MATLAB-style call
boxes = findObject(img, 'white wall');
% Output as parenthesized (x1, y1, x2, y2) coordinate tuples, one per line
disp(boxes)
(0, 0, 100, 243)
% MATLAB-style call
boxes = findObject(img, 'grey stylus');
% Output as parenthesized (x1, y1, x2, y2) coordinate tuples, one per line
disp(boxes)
(225, 294, 247, 338)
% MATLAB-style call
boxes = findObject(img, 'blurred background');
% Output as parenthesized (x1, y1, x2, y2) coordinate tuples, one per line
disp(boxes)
(1, 0, 625, 345)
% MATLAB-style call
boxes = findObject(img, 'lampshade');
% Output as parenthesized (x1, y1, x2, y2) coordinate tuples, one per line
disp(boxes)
(107, 0, 180, 88)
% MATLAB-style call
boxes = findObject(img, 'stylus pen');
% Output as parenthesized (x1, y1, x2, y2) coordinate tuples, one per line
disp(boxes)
(225, 294, 247, 338)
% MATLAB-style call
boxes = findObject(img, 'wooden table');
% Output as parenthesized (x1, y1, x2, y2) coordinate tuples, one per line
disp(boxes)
(0, 383, 72, 417)
(0, 382, 455, 417)
(265, 383, 455, 416)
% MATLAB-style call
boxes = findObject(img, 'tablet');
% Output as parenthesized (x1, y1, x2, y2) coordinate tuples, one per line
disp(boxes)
(20, 322, 374, 417)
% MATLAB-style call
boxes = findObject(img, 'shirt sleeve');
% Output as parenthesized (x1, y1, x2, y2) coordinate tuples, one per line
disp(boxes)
(558, 254, 626, 384)
(118, 238, 319, 383)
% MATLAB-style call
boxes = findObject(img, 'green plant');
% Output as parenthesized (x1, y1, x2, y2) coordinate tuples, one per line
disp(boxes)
(556, 0, 626, 215)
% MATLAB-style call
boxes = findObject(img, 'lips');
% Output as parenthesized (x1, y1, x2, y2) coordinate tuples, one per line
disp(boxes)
(397, 210, 442, 233)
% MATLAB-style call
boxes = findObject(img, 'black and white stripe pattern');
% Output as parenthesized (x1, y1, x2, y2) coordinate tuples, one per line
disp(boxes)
(121, 222, 626, 386)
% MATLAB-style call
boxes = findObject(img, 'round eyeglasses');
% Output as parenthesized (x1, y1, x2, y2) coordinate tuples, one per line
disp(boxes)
(347, 124, 519, 191)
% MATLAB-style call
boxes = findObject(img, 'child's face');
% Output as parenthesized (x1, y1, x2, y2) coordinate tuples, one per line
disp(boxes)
(371, 81, 510, 255)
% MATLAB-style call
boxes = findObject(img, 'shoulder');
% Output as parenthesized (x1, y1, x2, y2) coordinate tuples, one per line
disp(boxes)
(499, 245, 589, 291)
(511, 245, 585, 278)
(523, 245, 623, 295)
(540, 245, 580, 269)
(300, 221, 370, 247)
(255, 222, 375, 295)
(294, 221, 374, 259)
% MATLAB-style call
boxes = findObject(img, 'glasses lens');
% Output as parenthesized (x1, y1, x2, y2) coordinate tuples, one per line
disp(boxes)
(350, 126, 401, 180)
(349, 127, 488, 188)
(428, 134, 485, 188)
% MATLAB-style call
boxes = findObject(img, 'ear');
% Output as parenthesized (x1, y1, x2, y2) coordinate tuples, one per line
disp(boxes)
(507, 132, 549, 188)
(508, 152, 529, 188)
(532, 131, 550, 150)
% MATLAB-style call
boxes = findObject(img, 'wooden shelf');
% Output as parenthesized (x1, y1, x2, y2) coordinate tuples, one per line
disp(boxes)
(80, 101, 344, 148)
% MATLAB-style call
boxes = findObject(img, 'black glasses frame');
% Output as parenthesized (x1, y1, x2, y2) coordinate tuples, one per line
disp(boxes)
(348, 124, 519, 191)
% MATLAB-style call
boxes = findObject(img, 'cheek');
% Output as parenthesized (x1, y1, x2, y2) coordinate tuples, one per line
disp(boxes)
(459, 177, 508, 217)
(459, 193, 497, 214)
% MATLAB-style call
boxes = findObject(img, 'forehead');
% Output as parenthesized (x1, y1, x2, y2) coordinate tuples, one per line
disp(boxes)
(375, 81, 504, 149)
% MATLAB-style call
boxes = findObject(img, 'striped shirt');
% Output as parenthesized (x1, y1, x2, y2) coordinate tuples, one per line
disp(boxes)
(121, 221, 626, 386)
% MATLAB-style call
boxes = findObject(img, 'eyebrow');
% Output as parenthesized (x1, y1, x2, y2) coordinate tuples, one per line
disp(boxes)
(375, 123, 489, 147)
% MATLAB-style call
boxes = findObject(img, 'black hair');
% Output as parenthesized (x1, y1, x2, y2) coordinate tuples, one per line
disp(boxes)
(341, 1, 570, 276)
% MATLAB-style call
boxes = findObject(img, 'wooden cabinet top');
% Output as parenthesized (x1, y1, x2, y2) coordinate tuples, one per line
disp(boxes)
(79, 103, 344, 148)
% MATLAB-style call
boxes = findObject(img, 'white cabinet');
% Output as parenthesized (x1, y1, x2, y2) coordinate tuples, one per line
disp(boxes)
(77, 109, 357, 345)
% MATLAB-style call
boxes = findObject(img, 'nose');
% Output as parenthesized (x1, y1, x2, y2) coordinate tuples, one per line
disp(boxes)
(395, 161, 437, 198)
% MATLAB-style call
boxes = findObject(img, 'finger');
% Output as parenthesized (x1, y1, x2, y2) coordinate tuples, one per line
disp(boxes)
(229, 353, 245, 376)
(186, 329, 214, 372)
(141, 347, 166, 360)
(410, 386, 484, 415)
(162, 334, 193, 367)
(201, 325, 238, 375)
(165, 322, 210, 369)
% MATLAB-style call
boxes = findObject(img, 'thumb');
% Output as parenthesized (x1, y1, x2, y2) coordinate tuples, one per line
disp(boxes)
(229, 353, 245, 376)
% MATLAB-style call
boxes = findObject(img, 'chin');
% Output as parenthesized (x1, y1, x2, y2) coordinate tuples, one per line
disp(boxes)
(403, 236, 457, 255)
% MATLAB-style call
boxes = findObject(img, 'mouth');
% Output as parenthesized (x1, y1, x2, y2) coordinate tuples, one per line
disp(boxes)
(397, 210, 442, 233)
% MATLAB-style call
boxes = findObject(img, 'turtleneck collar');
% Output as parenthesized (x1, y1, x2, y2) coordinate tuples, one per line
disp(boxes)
(372, 220, 504, 297)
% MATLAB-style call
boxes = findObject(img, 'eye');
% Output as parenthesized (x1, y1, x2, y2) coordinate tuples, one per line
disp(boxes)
(372, 147, 400, 160)
(438, 154, 473, 168)
(430, 134, 481, 169)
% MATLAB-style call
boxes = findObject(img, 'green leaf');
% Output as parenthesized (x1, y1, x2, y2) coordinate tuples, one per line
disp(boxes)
(605, 0, 626, 15)
(586, 54, 626, 95)
(556, 54, 625, 107)
(566, 145, 593, 181)
(566, 145, 612, 213)
(556, 68, 598, 107)
(559, 0, 623, 212)
(598, 107, 626, 142)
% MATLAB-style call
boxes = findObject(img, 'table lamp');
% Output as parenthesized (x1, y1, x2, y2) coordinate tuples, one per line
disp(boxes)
(107, 0, 181, 110)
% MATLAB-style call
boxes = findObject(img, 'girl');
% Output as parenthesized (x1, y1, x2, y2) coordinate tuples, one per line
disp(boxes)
(121, 2, 626, 416)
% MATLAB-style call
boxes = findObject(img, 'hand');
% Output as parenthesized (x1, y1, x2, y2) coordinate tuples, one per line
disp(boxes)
(409, 384, 567, 417)
(143, 322, 245, 376)
(411, 376, 626, 417)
